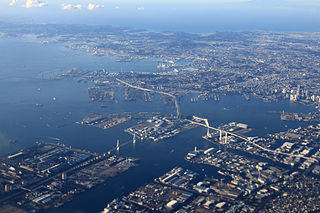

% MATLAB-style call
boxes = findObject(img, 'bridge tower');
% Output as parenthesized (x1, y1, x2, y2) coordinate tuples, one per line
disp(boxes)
(174, 98, 181, 119)
(116, 139, 120, 151)
(206, 123, 211, 138)
(219, 130, 222, 141)
(133, 134, 136, 144)
(192, 116, 211, 138)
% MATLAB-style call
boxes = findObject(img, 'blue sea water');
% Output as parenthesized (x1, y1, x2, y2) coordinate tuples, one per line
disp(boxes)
(0, 36, 315, 212)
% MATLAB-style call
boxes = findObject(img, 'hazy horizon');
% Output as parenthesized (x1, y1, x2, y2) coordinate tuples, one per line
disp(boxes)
(0, 0, 320, 33)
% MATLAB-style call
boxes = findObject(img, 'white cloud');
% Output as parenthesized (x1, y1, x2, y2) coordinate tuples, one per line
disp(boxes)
(9, 0, 20, 6)
(87, 3, 104, 10)
(137, 7, 144, 10)
(9, 0, 46, 8)
(61, 3, 82, 10)
(115, 6, 120, 9)
(23, 0, 47, 8)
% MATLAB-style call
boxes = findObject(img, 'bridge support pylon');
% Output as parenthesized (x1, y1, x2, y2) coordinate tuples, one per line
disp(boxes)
(116, 139, 120, 151)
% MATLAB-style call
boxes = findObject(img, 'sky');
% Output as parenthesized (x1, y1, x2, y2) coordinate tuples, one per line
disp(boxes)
(0, 0, 320, 32)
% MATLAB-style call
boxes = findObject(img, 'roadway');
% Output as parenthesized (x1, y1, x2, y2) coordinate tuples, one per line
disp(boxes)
(115, 78, 180, 118)
(106, 139, 135, 153)
(115, 79, 319, 162)
(187, 119, 319, 162)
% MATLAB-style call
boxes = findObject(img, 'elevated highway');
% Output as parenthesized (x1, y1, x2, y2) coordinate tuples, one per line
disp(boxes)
(114, 78, 318, 162)
(116, 78, 180, 118)
(187, 118, 319, 162)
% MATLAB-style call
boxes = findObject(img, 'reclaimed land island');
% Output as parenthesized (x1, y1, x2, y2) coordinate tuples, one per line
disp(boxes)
(0, 143, 138, 212)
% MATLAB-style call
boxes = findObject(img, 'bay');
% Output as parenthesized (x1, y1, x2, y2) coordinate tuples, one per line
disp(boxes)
(0, 37, 314, 213)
